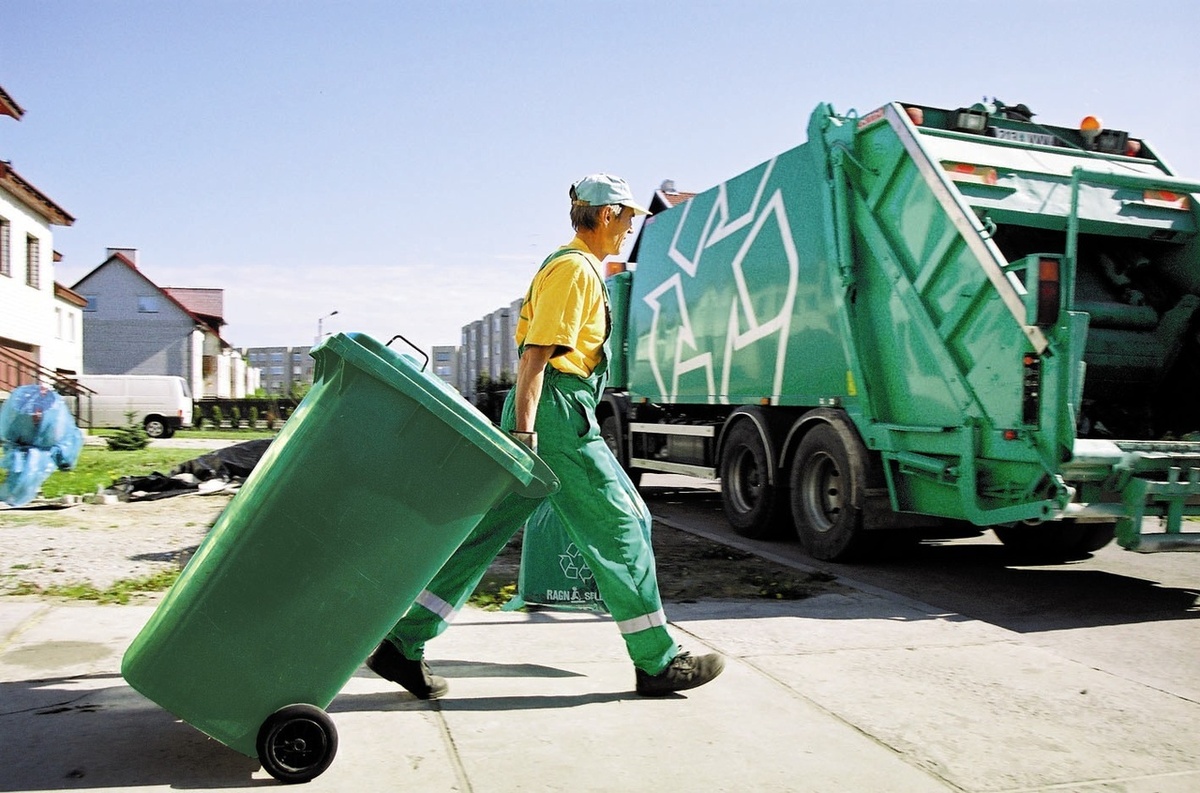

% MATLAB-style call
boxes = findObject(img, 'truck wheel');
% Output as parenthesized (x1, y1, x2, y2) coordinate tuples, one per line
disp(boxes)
(719, 420, 787, 539)
(994, 520, 1114, 562)
(256, 703, 338, 784)
(789, 423, 868, 561)
(144, 417, 168, 438)
(601, 415, 642, 487)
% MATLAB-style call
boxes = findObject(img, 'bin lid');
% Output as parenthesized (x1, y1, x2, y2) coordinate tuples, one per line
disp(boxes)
(314, 332, 556, 499)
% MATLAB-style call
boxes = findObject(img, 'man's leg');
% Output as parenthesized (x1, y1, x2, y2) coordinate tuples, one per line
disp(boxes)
(368, 489, 535, 697)
(384, 489, 533, 658)
(544, 433, 679, 675)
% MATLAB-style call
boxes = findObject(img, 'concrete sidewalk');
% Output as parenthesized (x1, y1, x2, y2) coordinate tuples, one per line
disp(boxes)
(1, 589, 1198, 792)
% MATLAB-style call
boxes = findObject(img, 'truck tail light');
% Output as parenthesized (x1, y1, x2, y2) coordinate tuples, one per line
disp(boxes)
(942, 162, 998, 185)
(1143, 189, 1191, 210)
(1035, 258, 1060, 327)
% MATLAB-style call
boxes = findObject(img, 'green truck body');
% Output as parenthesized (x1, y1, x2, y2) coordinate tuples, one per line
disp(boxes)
(602, 99, 1200, 560)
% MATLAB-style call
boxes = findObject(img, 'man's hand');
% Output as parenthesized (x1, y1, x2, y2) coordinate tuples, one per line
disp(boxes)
(510, 430, 538, 454)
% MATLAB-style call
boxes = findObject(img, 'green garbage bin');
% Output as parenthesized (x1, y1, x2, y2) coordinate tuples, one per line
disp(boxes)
(121, 332, 557, 783)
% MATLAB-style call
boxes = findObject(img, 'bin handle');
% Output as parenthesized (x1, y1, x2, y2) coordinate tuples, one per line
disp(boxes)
(386, 335, 430, 372)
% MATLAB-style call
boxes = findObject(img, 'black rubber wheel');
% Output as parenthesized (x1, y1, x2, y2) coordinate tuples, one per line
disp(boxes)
(789, 422, 869, 561)
(144, 417, 167, 438)
(256, 704, 338, 784)
(995, 520, 1114, 562)
(601, 414, 642, 487)
(719, 420, 787, 539)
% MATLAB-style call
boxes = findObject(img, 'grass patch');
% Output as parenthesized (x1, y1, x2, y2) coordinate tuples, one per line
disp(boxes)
(468, 578, 519, 611)
(11, 569, 181, 604)
(9, 446, 221, 499)
(173, 429, 278, 441)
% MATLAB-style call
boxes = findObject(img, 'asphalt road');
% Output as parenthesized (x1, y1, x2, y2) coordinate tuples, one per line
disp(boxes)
(641, 473, 1200, 706)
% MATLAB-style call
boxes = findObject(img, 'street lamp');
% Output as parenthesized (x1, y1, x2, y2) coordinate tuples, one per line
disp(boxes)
(316, 310, 339, 345)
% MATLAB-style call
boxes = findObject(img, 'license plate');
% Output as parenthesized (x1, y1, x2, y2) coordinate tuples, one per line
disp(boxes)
(991, 127, 1057, 147)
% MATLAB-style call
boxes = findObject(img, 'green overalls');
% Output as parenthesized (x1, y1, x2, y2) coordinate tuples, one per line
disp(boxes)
(385, 249, 679, 675)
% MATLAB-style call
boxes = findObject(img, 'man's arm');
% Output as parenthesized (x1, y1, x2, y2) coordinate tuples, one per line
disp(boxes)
(513, 344, 556, 433)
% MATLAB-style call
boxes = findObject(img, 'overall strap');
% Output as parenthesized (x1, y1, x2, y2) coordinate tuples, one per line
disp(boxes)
(518, 247, 611, 356)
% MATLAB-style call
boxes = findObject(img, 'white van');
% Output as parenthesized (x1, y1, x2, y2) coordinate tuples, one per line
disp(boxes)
(75, 375, 194, 438)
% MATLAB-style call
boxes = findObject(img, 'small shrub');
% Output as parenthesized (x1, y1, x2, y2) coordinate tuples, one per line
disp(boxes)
(231, 406, 242, 430)
(248, 406, 259, 429)
(106, 412, 149, 451)
(211, 405, 224, 430)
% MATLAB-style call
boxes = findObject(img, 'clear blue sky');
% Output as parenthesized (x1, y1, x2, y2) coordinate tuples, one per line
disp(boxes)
(5, 0, 1199, 354)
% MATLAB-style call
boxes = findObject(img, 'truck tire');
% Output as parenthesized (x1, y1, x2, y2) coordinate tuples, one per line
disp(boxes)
(994, 520, 1114, 562)
(719, 420, 787, 539)
(789, 422, 868, 561)
(601, 414, 642, 487)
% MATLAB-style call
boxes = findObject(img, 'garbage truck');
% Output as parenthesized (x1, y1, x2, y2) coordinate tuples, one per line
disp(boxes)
(598, 97, 1200, 560)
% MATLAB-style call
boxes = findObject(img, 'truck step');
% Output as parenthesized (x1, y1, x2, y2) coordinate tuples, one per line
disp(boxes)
(1115, 465, 1200, 552)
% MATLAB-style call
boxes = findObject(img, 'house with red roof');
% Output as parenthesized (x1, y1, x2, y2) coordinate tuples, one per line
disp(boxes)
(70, 248, 253, 399)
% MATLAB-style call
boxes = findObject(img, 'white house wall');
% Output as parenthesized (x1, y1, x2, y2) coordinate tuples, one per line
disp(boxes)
(43, 297, 84, 374)
(215, 349, 231, 399)
(190, 329, 203, 400)
(76, 263, 196, 376)
(0, 187, 54, 355)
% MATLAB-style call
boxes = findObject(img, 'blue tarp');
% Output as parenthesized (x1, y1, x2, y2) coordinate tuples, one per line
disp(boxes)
(0, 385, 85, 506)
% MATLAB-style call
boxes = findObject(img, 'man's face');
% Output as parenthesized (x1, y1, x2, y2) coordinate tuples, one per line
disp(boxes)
(598, 206, 635, 258)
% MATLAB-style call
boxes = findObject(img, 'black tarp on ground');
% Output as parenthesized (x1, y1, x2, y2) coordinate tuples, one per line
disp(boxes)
(113, 438, 274, 501)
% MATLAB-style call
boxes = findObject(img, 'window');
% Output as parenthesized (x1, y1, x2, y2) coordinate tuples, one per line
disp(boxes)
(0, 217, 9, 277)
(83, 296, 98, 312)
(137, 296, 159, 313)
(55, 308, 63, 339)
(26, 235, 40, 289)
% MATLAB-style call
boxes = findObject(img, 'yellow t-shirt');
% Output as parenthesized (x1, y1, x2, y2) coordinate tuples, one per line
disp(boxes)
(515, 237, 608, 377)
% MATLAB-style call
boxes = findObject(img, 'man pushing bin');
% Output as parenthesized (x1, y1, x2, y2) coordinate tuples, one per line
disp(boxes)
(367, 174, 725, 698)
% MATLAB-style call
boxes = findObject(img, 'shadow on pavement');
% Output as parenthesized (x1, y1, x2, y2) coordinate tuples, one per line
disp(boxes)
(643, 481, 1200, 633)
(0, 673, 262, 791)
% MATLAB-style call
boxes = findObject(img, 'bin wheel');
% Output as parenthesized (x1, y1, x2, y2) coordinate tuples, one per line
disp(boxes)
(256, 704, 338, 784)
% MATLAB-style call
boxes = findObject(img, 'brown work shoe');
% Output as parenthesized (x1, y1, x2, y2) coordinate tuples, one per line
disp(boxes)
(635, 651, 725, 697)
(366, 640, 449, 700)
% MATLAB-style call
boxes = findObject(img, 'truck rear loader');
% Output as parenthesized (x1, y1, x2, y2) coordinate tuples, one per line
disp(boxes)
(600, 98, 1200, 560)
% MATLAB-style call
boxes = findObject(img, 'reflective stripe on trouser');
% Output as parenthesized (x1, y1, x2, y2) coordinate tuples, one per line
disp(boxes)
(387, 367, 678, 675)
